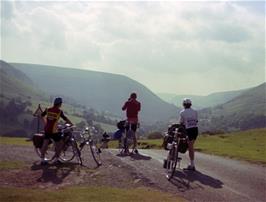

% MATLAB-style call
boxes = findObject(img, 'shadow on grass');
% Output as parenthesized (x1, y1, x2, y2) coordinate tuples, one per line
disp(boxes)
(31, 162, 80, 185)
(169, 169, 223, 192)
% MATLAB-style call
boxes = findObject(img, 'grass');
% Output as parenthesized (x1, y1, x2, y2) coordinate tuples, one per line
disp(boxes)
(0, 186, 183, 202)
(0, 161, 26, 170)
(0, 137, 31, 146)
(109, 128, 266, 164)
(195, 128, 266, 164)
(94, 121, 117, 133)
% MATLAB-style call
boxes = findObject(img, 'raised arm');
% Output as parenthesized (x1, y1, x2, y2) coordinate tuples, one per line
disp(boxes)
(122, 101, 128, 111)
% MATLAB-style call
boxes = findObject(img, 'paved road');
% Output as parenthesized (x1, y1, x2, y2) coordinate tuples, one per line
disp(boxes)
(108, 149, 266, 202)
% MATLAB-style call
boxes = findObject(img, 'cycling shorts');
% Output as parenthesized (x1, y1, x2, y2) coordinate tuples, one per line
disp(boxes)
(125, 123, 138, 132)
(44, 132, 62, 142)
(186, 127, 198, 141)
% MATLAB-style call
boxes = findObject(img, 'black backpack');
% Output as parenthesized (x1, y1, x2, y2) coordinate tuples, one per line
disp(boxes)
(117, 120, 126, 130)
(178, 138, 188, 153)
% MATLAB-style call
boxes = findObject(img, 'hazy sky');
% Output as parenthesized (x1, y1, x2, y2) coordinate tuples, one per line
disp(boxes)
(1, 1, 265, 95)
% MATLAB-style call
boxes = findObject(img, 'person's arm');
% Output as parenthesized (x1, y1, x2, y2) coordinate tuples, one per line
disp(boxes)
(41, 109, 47, 117)
(138, 102, 141, 112)
(60, 111, 73, 125)
(179, 111, 185, 125)
(41, 108, 47, 125)
(122, 101, 128, 111)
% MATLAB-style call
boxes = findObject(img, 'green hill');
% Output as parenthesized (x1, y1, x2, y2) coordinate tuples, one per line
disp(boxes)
(0, 61, 117, 136)
(199, 83, 266, 132)
(11, 62, 178, 124)
(0, 60, 42, 101)
(158, 88, 247, 109)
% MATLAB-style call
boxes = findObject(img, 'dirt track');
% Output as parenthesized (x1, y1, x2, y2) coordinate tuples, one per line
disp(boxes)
(1, 145, 266, 202)
(0, 145, 156, 191)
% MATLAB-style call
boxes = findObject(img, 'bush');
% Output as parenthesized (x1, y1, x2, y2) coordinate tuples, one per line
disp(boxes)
(147, 132, 163, 139)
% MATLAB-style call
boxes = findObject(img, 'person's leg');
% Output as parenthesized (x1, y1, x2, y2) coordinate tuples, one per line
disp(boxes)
(133, 132, 137, 149)
(55, 139, 64, 158)
(186, 127, 198, 169)
(53, 133, 64, 162)
(41, 139, 49, 159)
(188, 140, 195, 166)
(132, 124, 138, 152)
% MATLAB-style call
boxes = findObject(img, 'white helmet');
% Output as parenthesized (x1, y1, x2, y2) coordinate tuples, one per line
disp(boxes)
(183, 98, 192, 105)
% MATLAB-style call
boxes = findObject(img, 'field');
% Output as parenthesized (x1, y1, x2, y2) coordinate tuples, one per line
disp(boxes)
(0, 186, 181, 202)
(195, 128, 266, 163)
(127, 128, 266, 164)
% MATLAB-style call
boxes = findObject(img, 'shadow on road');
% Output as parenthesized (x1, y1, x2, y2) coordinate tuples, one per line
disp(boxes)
(116, 153, 152, 161)
(170, 169, 223, 192)
(130, 153, 152, 161)
(31, 162, 80, 184)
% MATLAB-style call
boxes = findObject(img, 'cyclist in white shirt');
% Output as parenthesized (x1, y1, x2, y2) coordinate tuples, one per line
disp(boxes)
(179, 98, 198, 171)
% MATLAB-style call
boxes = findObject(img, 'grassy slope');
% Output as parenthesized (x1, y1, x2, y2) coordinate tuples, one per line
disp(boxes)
(195, 128, 266, 163)
(0, 186, 182, 202)
(0, 137, 31, 146)
(111, 128, 266, 164)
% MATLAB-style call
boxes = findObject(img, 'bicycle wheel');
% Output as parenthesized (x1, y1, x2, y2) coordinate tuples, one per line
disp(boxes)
(35, 140, 56, 161)
(89, 141, 102, 166)
(59, 140, 79, 162)
(118, 138, 124, 154)
(166, 145, 178, 180)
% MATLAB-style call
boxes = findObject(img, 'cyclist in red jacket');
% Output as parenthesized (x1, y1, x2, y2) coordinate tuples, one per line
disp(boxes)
(122, 92, 141, 153)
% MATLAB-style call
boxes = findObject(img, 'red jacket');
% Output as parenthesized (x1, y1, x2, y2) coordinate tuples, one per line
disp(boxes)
(122, 99, 141, 123)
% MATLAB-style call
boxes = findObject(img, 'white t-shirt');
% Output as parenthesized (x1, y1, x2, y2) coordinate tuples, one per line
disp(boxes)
(179, 108, 198, 129)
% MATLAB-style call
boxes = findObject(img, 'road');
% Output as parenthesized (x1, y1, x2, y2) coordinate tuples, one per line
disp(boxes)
(108, 149, 266, 202)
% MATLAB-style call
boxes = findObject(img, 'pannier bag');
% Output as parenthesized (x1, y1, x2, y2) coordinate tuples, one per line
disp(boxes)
(168, 124, 180, 136)
(33, 133, 44, 148)
(162, 134, 174, 150)
(178, 138, 188, 153)
(117, 120, 126, 130)
(113, 129, 124, 140)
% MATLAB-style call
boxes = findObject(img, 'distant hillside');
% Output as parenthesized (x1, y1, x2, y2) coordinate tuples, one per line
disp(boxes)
(199, 83, 266, 132)
(0, 61, 44, 136)
(158, 89, 247, 109)
(0, 60, 41, 100)
(12, 63, 178, 124)
(0, 61, 119, 137)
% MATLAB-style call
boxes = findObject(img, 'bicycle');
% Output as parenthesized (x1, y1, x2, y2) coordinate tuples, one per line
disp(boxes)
(33, 124, 81, 163)
(164, 125, 188, 180)
(78, 126, 102, 166)
(118, 122, 138, 155)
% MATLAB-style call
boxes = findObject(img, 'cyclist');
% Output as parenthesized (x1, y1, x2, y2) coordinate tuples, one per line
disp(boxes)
(179, 98, 198, 171)
(122, 92, 141, 154)
(40, 97, 73, 165)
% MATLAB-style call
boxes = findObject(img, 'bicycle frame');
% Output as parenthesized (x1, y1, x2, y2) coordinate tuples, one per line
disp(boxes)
(118, 122, 137, 155)
(165, 129, 183, 180)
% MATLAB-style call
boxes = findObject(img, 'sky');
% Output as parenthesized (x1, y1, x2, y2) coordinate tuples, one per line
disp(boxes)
(1, 0, 265, 95)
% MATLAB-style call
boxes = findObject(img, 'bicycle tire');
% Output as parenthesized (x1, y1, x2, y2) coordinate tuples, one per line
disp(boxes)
(35, 141, 56, 161)
(89, 141, 102, 166)
(59, 141, 78, 162)
(166, 145, 178, 180)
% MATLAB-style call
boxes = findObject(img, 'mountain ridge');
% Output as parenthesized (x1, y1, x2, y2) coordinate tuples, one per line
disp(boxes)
(11, 62, 179, 124)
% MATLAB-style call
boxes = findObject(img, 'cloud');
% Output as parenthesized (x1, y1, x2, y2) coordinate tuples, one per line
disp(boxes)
(1, 1, 265, 95)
